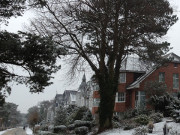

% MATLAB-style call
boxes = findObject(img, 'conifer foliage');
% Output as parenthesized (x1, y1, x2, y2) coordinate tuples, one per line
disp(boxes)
(29, 0, 178, 132)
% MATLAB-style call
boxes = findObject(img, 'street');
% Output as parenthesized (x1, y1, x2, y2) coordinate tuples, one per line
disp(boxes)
(2, 128, 27, 135)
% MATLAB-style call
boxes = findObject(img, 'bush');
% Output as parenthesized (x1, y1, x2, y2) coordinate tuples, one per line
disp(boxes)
(135, 115, 149, 125)
(75, 126, 88, 135)
(67, 124, 76, 130)
(53, 125, 67, 133)
(124, 125, 134, 130)
(149, 112, 163, 123)
(133, 126, 148, 135)
(48, 125, 54, 132)
(40, 125, 48, 131)
(37, 131, 56, 135)
(149, 93, 174, 116)
(73, 106, 93, 122)
(123, 108, 152, 119)
(74, 120, 92, 129)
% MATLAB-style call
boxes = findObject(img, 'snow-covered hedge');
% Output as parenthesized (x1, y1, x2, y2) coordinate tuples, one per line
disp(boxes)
(37, 131, 56, 135)
(135, 114, 149, 125)
(74, 120, 92, 129)
(54, 125, 67, 133)
(149, 112, 163, 123)
(75, 126, 88, 135)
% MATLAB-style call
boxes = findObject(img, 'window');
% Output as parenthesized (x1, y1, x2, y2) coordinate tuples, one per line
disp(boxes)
(135, 91, 146, 109)
(116, 92, 125, 102)
(119, 73, 126, 83)
(173, 73, 179, 89)
(174, 63, 178, 68)
(93, 98, 100, 107)
(159, 72, 165, 82)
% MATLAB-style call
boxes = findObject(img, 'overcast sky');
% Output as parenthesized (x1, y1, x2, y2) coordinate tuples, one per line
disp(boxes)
(1, 0, 180, 113)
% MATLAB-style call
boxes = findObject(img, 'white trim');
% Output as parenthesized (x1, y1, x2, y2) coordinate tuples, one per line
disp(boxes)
(116, 92, 126, 103)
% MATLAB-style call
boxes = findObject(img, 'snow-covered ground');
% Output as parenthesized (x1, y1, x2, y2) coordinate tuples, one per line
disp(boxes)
(0, 128, 14, 135)
(99, 118, 180, 135)
(26, 127, 33, 135)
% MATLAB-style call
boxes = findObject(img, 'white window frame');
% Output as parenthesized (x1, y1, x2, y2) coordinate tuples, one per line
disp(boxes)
(119, 73, 126, 83)
(116, 92, 126, 102)
(159, 72, 165, 82)
(173, 73, 179, 89)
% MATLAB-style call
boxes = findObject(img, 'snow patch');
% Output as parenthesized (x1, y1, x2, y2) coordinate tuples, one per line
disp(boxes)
(26, 127, 33, 135)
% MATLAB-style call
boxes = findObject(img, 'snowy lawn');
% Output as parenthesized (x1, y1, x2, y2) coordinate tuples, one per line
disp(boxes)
(99, 118, 180, 135)
(26, 127, 33, 135)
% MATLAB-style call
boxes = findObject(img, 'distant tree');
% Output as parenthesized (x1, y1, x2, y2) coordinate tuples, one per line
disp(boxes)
(0, 102, 21, 127)
(29, 0, 178, 132)
(38, 100, 51, 122)
(27, 106, 40, 129)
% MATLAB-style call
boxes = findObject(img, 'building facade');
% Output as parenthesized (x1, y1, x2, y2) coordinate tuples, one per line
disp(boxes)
(92, 53, 180, 115)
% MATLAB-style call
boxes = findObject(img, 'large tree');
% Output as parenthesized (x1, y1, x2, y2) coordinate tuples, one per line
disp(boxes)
(0, 0, 62, 104)
(29, 0, 177, 132)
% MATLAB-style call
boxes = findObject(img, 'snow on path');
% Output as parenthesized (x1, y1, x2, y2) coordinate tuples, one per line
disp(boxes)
(99, 118, 180, 135)
(0, 128, 15, 135)
(0, 130, 6, 135)
(26, 127, 33, 135)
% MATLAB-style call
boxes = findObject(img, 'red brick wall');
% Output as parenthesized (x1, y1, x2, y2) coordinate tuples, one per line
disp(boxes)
(114, 102, 126, 112)
(139, 63, 180, 91)
(92, 107, 98, 114)
(93, 91, 100, 98)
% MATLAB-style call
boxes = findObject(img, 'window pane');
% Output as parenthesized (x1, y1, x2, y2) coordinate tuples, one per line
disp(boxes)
(119, 73, 126, 83)
(173, 73, 179, 89)
(117, 92, 125, 102)
(159, 72, 165, 82)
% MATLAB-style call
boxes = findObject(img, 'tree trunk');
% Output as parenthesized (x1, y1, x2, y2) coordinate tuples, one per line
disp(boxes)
(98, 79, 116, 133)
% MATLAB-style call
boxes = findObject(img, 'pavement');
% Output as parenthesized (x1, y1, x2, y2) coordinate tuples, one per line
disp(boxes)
(2, 128, 27, 135)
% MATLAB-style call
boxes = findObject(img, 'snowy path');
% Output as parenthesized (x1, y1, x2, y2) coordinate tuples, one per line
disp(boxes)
(0, 128, 26, 135)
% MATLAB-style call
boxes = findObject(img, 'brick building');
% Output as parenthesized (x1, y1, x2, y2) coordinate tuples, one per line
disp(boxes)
(92, 53, 180, 115)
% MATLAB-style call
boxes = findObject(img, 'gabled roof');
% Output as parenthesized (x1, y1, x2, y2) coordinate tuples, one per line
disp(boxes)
(120, 56, 151, 72)
(164, 52, 180, 63)
(127, 53, 180, 90)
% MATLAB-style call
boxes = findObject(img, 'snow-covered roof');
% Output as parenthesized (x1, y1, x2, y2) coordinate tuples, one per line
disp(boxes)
(127, 53, 180, 89)
(127, 67, 156, 89)
(164, 52, 180, 63)
(120, 56, 150, 72)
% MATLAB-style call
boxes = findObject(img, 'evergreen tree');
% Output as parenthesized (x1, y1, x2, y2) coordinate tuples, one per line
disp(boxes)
(0, 0, 62, 103)
(29, 0, 177, 132)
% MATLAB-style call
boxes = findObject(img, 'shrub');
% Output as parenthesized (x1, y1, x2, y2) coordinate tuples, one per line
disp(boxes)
(54, 125, 67, 133)
(73, 106, 93, 121)
(149, 112, 163, 123)
(67, 124, 76, 130)
(133, 126, 148, 135)
(149, 93, 174, 116)
(124, 125, 134, 130)
(135, 115, 149, 125)
(75, 126, 88, 135)
(74, 120, 92, 129)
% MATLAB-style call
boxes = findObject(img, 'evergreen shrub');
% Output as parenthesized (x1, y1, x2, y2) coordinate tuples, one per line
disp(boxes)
(135, 114, 149, 125)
